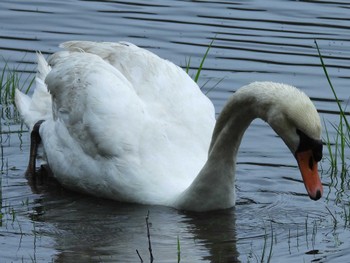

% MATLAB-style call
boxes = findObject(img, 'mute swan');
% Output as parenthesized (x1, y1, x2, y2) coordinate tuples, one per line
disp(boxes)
(15, 41, 323, 212)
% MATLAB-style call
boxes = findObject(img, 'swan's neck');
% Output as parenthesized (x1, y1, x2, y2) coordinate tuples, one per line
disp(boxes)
(175, 84, 272, 211)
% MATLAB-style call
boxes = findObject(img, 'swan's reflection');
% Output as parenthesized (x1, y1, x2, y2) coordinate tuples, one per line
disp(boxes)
(27, 168, 239, 262)
(182, 209, 239, 262)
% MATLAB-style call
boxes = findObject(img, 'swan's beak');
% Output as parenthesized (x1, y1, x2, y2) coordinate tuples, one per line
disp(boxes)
(296, 150, 323, 200)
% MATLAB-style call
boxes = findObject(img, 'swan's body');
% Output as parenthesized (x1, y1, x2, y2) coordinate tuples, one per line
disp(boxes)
(15, 41, 323, 211)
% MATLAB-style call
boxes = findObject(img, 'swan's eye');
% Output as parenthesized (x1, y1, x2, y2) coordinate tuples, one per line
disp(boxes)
(296, 129, 323, 162)
(312, 142, 323, 162)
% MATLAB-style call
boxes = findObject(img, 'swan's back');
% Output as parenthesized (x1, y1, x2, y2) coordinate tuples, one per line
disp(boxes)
(60, 41, 214, 135)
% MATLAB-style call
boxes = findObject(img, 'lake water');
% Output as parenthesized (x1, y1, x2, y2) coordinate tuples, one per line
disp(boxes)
(1, 0, 350, 262)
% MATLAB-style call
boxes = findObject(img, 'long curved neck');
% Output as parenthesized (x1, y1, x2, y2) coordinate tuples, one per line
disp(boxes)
(208, 92, 258, 165)
(175, 84, 270, 211)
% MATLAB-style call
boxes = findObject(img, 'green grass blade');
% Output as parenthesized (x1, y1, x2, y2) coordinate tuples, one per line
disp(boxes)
(323, 118, 336, 171)
(185, 56, 191, 75)
(315, 40, 349, 129)
(194, 39, 214, 83)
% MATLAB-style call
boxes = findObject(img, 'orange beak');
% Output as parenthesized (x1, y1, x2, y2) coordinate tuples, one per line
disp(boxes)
(296, 150, 323, 200)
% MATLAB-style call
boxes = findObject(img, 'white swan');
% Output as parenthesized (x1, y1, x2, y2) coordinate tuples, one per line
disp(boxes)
(15, 41, 323, 212)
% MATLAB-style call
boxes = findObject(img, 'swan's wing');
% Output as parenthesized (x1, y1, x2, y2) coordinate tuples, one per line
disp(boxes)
(59, 41, 215, 148)
(45, 51, 146, 158)
(40, 43, 216, 201)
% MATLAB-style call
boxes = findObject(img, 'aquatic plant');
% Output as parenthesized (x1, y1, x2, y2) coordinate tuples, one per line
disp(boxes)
(177, 236, 181, 263)
(184, 39, 224, 94)
(262, 222, 274, 263)
(0, 60, 34, 123)
(315, 41, 350, 175)
(136, 211, 154, 263)
(315, 41, 350, 232)
(0, 60, 34, 105)
(185, 39, 213, 83)
(246, 221, 274, 263)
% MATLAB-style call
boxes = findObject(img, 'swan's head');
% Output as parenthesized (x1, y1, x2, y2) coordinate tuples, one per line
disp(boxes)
(259, 83, 323, 201)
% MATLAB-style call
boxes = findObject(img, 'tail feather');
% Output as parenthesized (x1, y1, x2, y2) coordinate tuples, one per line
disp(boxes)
(36, 52, 51, 81)
(15, 53, 52, 130)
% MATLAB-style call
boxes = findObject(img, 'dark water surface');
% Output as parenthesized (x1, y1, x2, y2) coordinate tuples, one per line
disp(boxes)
(1, 0, 350, 262)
